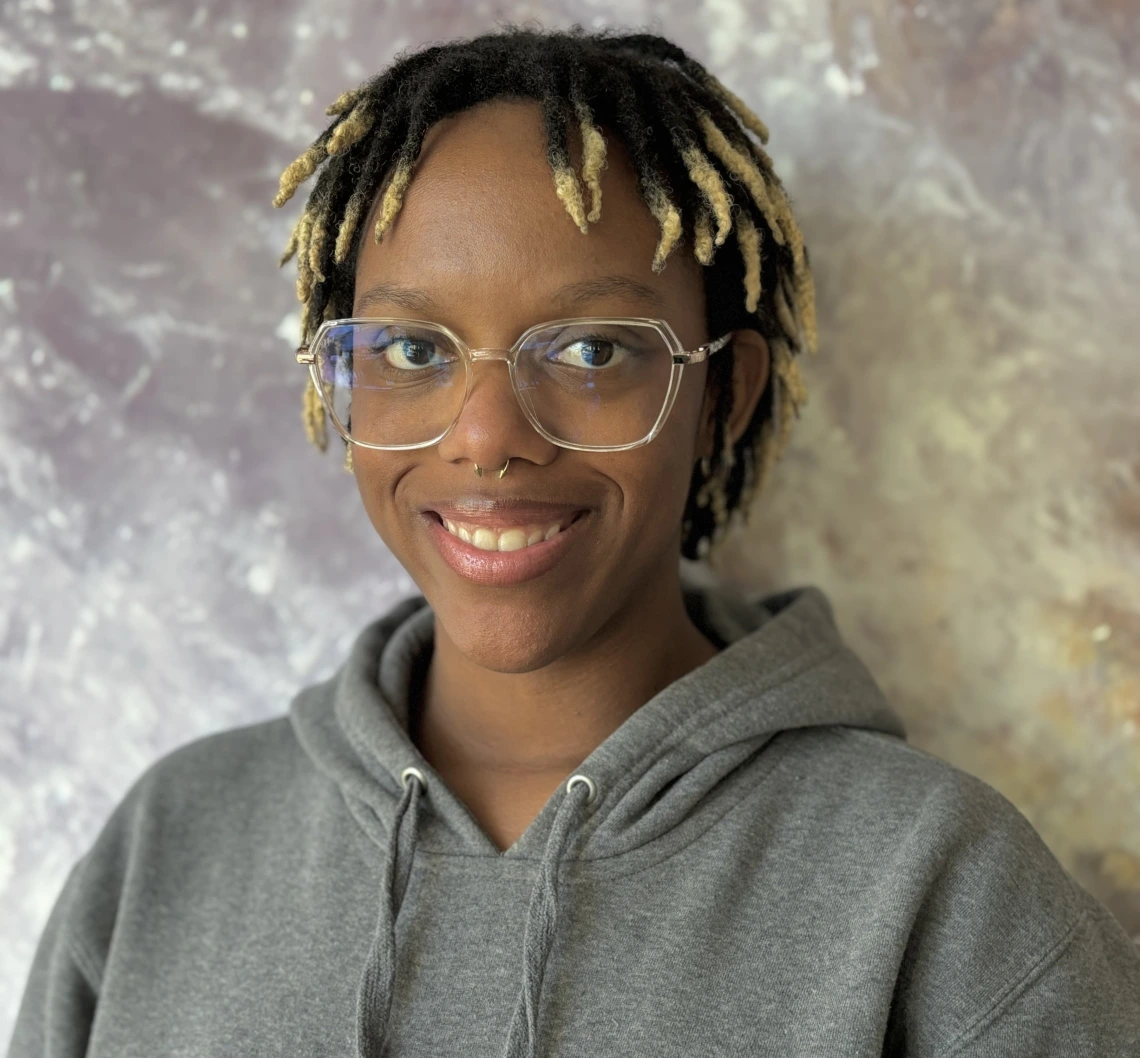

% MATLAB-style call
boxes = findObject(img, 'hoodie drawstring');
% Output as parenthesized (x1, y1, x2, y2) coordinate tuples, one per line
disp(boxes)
(500, 773, 596, 1058)
(356, 765, 426, 1058)
(355, 769, 596, 1058)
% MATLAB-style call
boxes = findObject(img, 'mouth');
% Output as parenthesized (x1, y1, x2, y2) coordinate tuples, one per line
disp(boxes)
(428, 510, 583, 552)
(420, 506, 590, 586)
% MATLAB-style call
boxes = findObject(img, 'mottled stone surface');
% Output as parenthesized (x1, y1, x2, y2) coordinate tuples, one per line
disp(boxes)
(2, 0, 1138, 1033)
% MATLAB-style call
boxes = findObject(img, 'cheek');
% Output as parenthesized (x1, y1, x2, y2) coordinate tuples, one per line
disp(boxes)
(351, 453, 413, 549)
(611, 407, 701, 542)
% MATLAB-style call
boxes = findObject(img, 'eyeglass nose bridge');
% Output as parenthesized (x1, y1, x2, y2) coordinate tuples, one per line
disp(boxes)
(465, 347, 517, 363)
(441, 343, 555, 452)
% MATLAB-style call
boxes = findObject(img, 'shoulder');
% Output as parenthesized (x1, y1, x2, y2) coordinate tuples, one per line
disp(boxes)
(68, 714, 322, 920)
(777, 724, 1088, 919)
(782, 725, 1069, 847)
(29, 714, 318, 992)
(111, 713, 311, 826)
(776, 726, 1140, 1049)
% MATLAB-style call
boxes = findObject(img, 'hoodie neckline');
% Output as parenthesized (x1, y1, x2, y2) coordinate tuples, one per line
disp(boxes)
(294, 580, 907, 864)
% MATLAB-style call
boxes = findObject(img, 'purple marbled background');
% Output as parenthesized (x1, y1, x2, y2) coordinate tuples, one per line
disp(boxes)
(2, 0, 1138, 1033)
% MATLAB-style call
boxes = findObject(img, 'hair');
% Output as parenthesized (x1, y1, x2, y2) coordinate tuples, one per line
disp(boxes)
(273, 25, 817, 560)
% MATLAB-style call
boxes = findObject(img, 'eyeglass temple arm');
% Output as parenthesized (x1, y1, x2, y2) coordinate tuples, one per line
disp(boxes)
(673, 332, 733, 366)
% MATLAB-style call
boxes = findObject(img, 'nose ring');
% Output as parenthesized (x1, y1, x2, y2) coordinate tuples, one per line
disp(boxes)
(473, 459, 510, 478)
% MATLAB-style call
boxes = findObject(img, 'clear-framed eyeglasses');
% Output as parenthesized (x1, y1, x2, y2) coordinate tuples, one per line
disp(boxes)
(295, 316, 733, 452)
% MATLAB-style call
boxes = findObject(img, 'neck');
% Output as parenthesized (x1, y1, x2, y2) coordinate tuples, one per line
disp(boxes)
(412, 568, 720, 782)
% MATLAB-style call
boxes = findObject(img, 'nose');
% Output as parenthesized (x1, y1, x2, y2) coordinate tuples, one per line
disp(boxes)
(434, 357, 558, 473)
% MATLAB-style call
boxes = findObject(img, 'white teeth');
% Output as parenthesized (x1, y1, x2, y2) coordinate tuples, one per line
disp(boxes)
(472, 527, 498, 551)
(440, 517, 568, 551)
(498, 529, 527, 552)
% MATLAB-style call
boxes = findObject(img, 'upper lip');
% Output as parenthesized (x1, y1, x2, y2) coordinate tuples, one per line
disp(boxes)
(420, 496, 590, 529)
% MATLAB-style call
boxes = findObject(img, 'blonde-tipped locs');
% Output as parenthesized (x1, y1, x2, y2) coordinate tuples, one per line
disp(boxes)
(271, 27, 817, 559)
(573, 93, 607, 223)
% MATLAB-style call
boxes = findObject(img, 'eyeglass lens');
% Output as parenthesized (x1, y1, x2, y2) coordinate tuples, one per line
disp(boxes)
(314, 321, 675, 448)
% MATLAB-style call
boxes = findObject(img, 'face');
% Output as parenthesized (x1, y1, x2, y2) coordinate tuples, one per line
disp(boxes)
(348, 99, 745, 673)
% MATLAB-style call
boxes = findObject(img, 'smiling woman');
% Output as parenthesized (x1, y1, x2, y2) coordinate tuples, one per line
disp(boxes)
(277, 29, 815, 567)
(8, 24, 1140, 1058)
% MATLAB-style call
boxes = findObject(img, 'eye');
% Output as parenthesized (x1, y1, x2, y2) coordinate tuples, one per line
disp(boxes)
(550, 336, 627, 370)
(380, 336, 447, 371)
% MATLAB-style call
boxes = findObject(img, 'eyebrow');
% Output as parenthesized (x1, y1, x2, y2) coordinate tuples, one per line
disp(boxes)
(354, 282, 440, 315)
(550, 274, 667, 311)
(353, 273, 666, 317)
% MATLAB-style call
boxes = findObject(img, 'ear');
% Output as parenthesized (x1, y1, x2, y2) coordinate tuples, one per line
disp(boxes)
(696, 329, 771, 460)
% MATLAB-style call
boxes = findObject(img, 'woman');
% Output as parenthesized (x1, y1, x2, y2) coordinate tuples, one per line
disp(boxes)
(9, 26, 1140, 1058)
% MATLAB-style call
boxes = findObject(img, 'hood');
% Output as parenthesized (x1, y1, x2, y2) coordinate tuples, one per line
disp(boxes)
(289, 570, 907, 1058)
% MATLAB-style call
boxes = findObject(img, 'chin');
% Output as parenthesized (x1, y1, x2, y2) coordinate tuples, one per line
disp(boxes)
(433, 590, 585, 673)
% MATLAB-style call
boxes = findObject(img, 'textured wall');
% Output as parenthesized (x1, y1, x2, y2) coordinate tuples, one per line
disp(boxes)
(717, 0, 1140, 941)
(2, 0, 1138, 1032)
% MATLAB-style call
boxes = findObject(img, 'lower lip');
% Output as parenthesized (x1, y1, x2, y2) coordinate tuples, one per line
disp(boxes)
(422, 511, 588, 586)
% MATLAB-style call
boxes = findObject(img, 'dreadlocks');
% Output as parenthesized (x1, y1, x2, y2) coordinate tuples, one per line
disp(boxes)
(273, 25, 817, 561)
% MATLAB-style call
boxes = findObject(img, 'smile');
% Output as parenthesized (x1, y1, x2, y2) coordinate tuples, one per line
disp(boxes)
(440, 518, 567, 551)
(423, 509, 588, 586)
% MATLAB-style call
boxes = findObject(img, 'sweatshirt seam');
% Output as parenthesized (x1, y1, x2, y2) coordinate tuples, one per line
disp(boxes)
(66, 929, 104, 993)
(938, 906, 1093, 1058)
(596, 639, 840, 793)
(557, 642, 837, 858)
(572, 731, 800, 881)
(842, 725, 947, 761)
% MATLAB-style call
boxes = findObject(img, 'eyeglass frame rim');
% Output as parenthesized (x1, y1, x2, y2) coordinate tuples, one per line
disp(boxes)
(294, 314, 735, 453)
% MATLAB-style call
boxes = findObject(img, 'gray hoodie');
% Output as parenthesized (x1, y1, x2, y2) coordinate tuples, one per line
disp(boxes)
(8, 580, 1140, 1058)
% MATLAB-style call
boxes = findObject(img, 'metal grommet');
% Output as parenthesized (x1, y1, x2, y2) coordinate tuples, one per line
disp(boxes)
(400, 766, 426, 791)
(566, 773, 597, 804)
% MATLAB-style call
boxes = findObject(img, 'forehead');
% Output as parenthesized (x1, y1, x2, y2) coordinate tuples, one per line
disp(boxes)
(353, 99, 703, 324)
